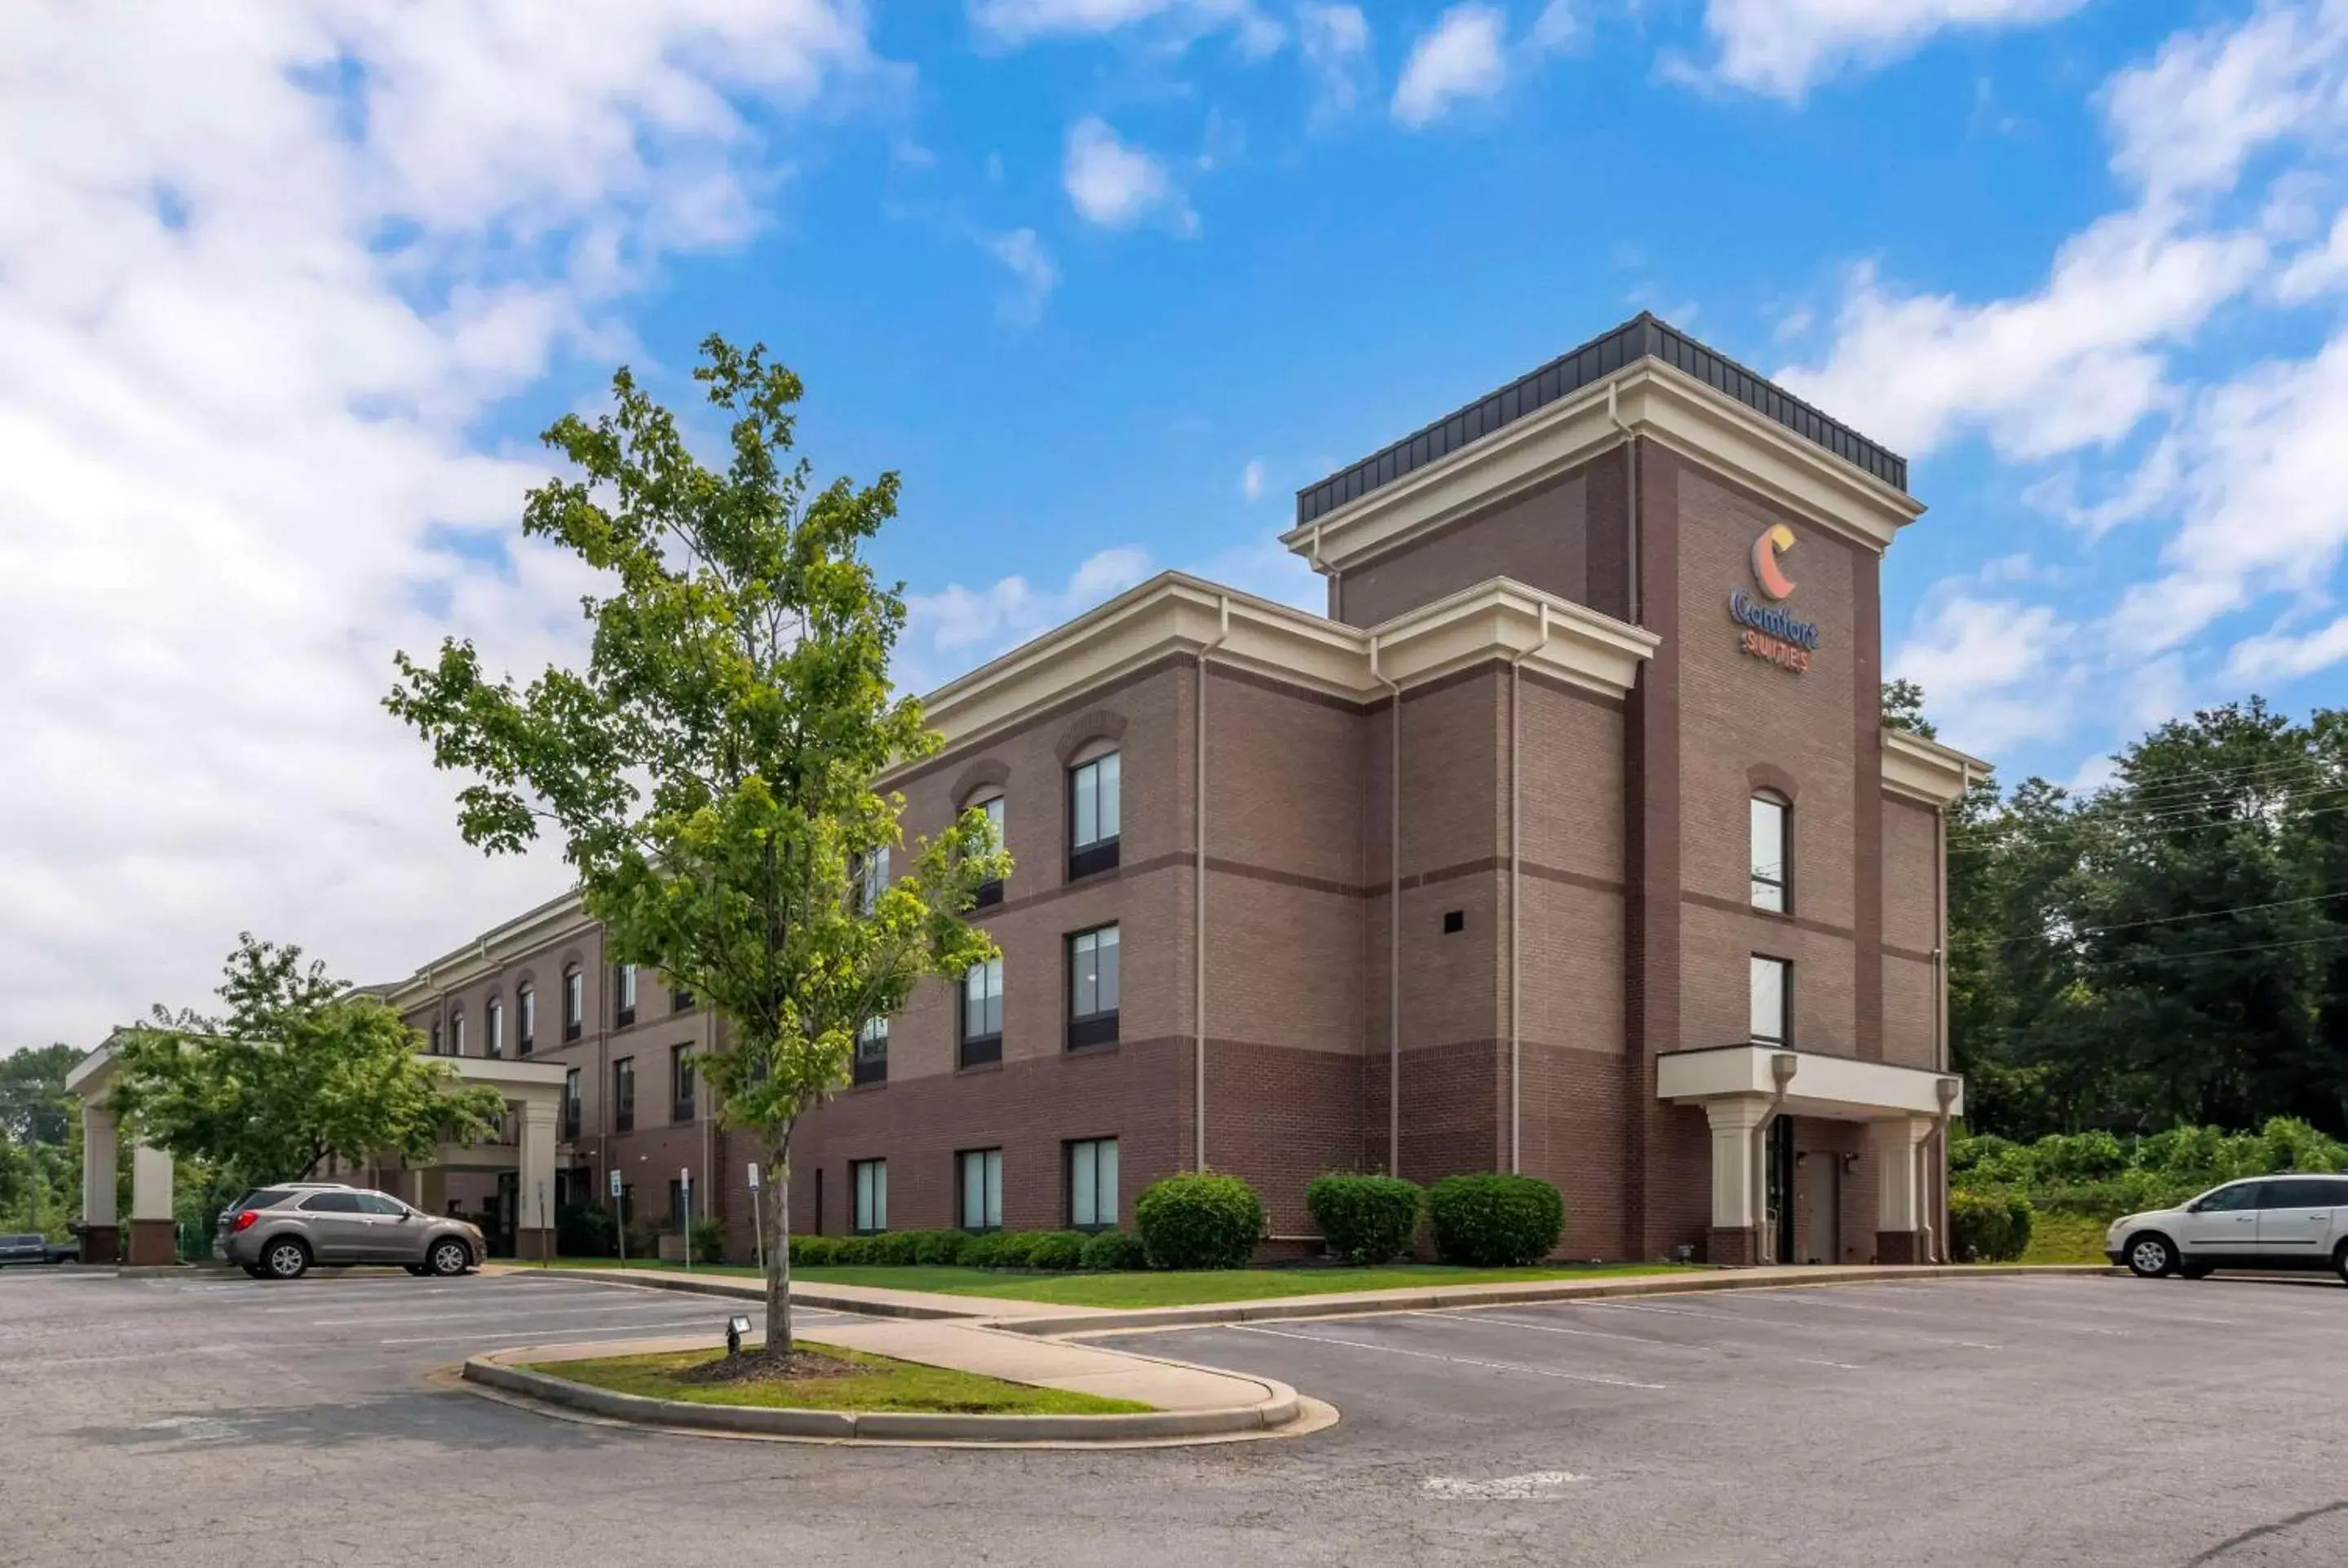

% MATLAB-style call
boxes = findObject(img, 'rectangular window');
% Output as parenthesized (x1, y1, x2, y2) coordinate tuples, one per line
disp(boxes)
(1751, 796, 1789, 912)
(485, 998, 503, 1059)
(975, 796, 1006, 908)
(615, 964, 636, 1027)
(668, 1178, 688, 1233)
(1067, 924, 1120, 1049)
(856, 846, 891, 916)
(430, 1021, 443, 1055)
(852, 1159, 888, 1234)
(670, 1044, 696, 1124)
(959, 1148, 1003, 1232)
(562, 1068, 581, 1142)
(1067, 1137, 1119, 1231)
(1750, 956, 1791, 1045)
(673, 982, 694, 1013)
(961, 956, 1004, 1067)
(1068, 750, 1121, 877)
(563, 970, 583, 1041)
(517, 987, 535, 1055)
(449, 1013, 466, 1058)
(613, 1057, 635, 1133)
(854, 1014, 888, 1085)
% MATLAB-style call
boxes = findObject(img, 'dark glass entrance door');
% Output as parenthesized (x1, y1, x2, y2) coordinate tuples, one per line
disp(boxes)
(1763, 1117, 1796, 1264)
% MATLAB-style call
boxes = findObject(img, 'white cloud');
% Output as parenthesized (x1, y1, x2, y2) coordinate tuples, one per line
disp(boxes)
(1781, 213, 2268, 462)
(1889, 594, 2076, 751)
(1062, 116, 1196, 232)
(2228, 615, 2348, 683)
(0, 1, 876, 1045)
(1298, 3, 1373, 124)
(1392, 5, 1506, 128)
(899, 547, 1154, 691)
(983, 227, 1060, 322)
(1240, 457, 1266, 500)
(2275, 210, 2348, 303)
(2102, 0, 2348, 201)
(968, 0, 1282, 55)
(1697, 0, 2089, 101)
(1530, 0, 1581, 54)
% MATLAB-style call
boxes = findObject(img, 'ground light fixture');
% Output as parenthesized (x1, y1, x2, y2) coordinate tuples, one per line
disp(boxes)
(726, 1314, 751, 1356)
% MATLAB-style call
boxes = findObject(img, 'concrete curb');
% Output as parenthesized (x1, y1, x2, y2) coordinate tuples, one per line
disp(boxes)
(506, 1268, 979, 1320)
(992, 1263, 2116, 1338)
(461, 1342, 1302, 1443)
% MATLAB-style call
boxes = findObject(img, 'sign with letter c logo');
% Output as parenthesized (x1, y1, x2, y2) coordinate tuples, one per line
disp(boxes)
(1752, 523, 1797, 601)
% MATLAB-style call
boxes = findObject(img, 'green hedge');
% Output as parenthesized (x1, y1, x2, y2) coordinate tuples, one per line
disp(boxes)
(1426, 1173, 1564, 1266)
(1306, 1173, 1423, 1265)
(1135, 1172, 1264, 1270)
(1949, 1190, 2033, 1262)
(1080, 1229, 1148, 1270)
(1953, 1117, 2348, 1220)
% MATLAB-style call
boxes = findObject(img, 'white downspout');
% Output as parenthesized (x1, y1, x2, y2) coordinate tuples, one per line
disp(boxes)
(1506, 602, 1553, 1175)
(1370, 634, 1403, 1176)
(1194, 594, 1231, 1170)
(1752, 1053, 1798, 1263)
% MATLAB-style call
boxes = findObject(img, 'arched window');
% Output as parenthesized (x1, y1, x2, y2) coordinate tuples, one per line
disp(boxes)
(967, 784, 1006, 907)
(516, 983, 535, 1054)
(449, 1008, 467, 1058)
(563, 965, 584, 1041)
(484, 996, 503, 1059)
(1750, 792, 1789, 912)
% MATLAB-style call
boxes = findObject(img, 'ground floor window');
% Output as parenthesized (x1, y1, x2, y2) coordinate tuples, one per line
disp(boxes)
(959, 1148, 1002, 1231)
(1067, 1137, 1118, 1231)
(852, 1159, 888, 1234)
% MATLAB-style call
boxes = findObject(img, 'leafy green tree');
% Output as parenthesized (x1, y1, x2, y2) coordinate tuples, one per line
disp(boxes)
(108, 934, 504, 1185)
(0, 1043, 81, 1146)
(386, 338, 1006, 1358)
(1881, 677, 1936, 739)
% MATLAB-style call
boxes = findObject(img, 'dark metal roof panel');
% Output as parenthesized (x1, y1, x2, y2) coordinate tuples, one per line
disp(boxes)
(1294, 313, 1908, 526)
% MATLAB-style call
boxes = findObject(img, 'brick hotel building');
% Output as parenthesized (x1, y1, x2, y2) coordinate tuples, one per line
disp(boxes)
(374, 314, 1983, 1270)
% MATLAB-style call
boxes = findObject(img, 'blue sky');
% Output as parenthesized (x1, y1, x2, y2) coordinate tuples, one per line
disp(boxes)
(11, 0, 2348, 1040)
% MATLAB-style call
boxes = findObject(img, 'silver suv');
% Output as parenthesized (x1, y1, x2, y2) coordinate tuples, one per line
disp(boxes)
(218, 1183, 485, 1280)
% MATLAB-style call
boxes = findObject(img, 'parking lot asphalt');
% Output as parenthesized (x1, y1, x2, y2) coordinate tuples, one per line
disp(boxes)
(5, 1267, 2348, 1566)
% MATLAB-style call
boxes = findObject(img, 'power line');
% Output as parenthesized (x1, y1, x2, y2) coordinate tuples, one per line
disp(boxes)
(1979, 890, 2348, 949)
(2078, 930, 2348, 971)
(1948, 797, 2348, 852)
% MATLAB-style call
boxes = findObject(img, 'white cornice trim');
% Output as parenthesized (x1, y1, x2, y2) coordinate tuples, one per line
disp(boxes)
(382, 889, 594, 1009)
(890, 572, 1656, 775)
(1882, 727, 1992, 807)
(1280, 360, 1927, 576)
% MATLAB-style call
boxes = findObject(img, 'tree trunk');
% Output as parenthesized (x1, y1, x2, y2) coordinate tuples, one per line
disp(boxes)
(764, 1129, 793, 1357)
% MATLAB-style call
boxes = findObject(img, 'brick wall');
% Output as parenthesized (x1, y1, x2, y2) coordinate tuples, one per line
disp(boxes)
(1334, 461, 1597, 627)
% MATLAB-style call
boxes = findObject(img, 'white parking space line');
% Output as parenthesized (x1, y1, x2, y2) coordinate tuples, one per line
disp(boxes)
(1231, 1323, 1667, 1389)
(1415, 1310, 1864, 1371)
(315, 1300, 737, 1327)
(376, 1318, 730, 1345)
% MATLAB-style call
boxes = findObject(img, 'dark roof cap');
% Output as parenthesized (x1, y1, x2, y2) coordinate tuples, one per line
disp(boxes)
(1295, 313, 1908, 527)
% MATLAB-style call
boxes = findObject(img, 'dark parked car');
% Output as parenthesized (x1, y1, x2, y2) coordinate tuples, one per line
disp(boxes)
(0, 1233, 76, 1266)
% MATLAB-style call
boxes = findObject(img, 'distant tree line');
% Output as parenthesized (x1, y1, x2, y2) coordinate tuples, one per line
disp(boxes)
(1899, 687, 2348, 1141)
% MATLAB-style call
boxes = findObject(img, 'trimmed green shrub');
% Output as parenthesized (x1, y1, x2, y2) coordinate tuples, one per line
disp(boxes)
(555, 1202, 617, 1258)
(1135, 1171, 1264, 1270)
(1306, 1172, 1423, 1265)
(958, 1231, 1005, 1268)
(989, 1230, 1045, 1269)
(1950, 1190, 2033, 1262)
(1079, 1229, 1148, 1270)
(825, 1235, 873, 1266)
(689, 1217, 727, 1265)
(1426, 1173, 1564, 1266)
(1025, 1230, 1091, 1270)
(913, 1229, 971, 1266)
(788, 1234, 841, 1267)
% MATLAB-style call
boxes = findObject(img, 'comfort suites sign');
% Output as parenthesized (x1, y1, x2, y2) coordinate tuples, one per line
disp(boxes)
(1728, 523, 1820, 674)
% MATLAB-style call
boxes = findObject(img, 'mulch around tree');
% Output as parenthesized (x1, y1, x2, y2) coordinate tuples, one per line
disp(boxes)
(673, 1346, 869, 1385)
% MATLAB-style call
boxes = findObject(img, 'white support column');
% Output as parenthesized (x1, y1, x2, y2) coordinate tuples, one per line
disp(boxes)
(1871, 1116, 1931, 1262)
(517, 1097, 559, 1261)
(126, 1140, 178, 1266)
(81, 1102, 117, 1230)
(1704, 1097, 1770, 1263)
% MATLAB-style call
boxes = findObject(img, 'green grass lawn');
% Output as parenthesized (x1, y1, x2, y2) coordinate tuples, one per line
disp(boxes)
(540, 1257, 1704, 1307)
(529, 1342, 1149, 1415)
(2021, 1211, 2114, 1265)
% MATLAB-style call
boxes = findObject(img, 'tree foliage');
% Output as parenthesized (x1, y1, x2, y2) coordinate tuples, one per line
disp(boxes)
(1939, 691, 2348, 1140)
(386, 337, 1006, 1355)
(107, 934, 502, 1185)
(0, 1043, 81, 1146)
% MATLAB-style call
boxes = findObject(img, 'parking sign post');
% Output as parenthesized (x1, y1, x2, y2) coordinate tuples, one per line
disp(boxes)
(748, 1161, 763, 1274)
(681, 1167, 692, 1272)
(609, 1165, 625, 1265)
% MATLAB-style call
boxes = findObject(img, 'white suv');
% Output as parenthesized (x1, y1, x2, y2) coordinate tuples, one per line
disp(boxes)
(2107, 1175, 2348, 1282)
